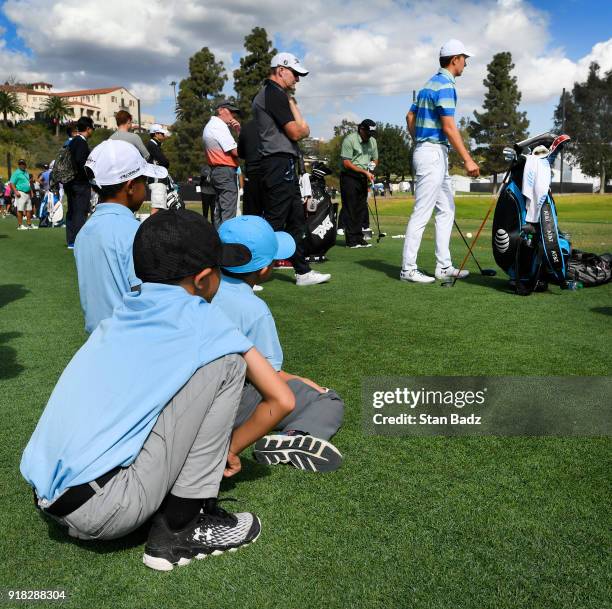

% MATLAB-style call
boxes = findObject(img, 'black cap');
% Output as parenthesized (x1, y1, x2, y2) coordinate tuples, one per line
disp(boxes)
(18, 158, 26, 164)
(133, 209, 251, 283)
(358, 119, 377, 132)
(216, 101, 241, 114)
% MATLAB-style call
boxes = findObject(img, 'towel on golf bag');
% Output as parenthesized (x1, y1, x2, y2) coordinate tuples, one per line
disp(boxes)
(566, 251, 612, 287)
(522, 155, 551, 223)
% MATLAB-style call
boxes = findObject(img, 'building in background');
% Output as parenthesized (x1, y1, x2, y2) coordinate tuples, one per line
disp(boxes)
(0, 82, 163, 131)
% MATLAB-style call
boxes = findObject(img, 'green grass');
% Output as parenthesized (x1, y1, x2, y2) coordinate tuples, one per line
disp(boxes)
(0, 196, 610, 609)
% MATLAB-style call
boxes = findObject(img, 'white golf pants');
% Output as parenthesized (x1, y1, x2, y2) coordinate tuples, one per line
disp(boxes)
(402, 143, 455, 270)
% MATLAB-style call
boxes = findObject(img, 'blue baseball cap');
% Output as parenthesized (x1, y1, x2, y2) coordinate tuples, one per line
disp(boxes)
(218, 216, 296, 273)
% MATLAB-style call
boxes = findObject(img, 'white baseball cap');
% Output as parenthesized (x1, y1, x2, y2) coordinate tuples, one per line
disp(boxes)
(149, 123, 170, 136)
(85, 140, 168, 186)
(271, 52, 309, 76)
(439, 39, 474, 58)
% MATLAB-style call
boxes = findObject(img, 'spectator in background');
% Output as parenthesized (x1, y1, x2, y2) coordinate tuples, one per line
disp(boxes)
(9, 159, 37, 230)
(110, 111, 150, 160)
(199, 165, 215, 223)
(203, 102, 241, 228)
(146, 124, 171, 215)
(238, 119, 264, 216)
(65, 116, 95, 248)
(339, 119, 378, 249)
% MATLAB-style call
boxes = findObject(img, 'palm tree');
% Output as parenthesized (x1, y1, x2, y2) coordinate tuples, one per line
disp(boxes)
(0, 90, 26, 126)
(42, 95, 72, 137)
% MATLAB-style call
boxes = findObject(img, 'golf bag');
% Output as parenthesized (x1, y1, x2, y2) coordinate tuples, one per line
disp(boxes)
(492, 133, 572, 295)
(38, 191, 64, 228)
(166, 176, 185, 211)
(303, 162, 337, 259)
(566, 251, 612, 287)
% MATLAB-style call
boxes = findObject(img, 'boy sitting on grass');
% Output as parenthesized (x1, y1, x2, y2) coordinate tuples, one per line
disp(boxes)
(75, 139, 168, 333)
(21, 209, 295, 572)
(214, 215, 344, 472)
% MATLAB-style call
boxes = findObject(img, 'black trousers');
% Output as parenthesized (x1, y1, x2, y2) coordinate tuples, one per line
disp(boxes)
(65, 182, 91, 245)
(201, 193, 215, 223)
(243, 172, 264, 217)
(340, 172, 369, 246)
(261, 155, 310, 275)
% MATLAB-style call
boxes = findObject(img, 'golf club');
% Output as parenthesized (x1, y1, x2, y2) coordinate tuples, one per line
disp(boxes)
(369, 180, 386, 243)
(451, 168, 511, 287)
(453, 220, 497, 276)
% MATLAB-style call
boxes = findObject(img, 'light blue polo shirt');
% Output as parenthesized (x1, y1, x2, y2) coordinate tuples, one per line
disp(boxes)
(20, 283, 252, 502)
(212, 276, 283, 371)
(410, 68, 457, 146)
(74, 203, 141, 334)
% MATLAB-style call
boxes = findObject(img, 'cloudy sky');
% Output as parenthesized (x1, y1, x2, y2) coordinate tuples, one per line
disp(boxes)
(0, 0, 610, 139)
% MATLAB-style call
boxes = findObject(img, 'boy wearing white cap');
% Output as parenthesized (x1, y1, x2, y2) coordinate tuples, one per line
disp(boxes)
(214, 216, 344, 472)
(146, 124, 171, 214)
(401, 39, 480, 284)
(74, 139, 168, 333)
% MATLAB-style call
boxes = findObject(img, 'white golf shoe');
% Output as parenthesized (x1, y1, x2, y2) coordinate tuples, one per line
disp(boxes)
(295, 270, 331, 286)
(400, 269, 435, 284)
(435, 266, 470, 280)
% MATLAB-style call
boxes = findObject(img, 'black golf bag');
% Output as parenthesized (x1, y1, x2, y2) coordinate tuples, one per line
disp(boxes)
(303, 162, 338, 260)
(492, 133, 572, 295)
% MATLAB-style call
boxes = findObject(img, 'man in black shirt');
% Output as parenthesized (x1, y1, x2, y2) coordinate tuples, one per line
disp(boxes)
(146, 124, 171, 215)
(65, 116, 94, 248)
(237, 119, 263, 216)
(252, 52, 330, 287)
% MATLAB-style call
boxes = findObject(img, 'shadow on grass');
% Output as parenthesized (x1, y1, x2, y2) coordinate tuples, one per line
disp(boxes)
(0, 284, 29, 308)
(462, 274, 514, 293)
(356, 259, 401, 279)
(0, 332, 24, 379)
(591, 306, 612, 316)
(221, 456, 271, 492)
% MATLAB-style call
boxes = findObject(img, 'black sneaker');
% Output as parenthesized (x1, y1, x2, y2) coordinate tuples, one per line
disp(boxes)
(143, 500, 261, 571)
(253, 434, 343, 472)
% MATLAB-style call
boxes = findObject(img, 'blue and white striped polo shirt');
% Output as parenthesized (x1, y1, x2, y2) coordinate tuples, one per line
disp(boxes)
(409, 68, 457, 146)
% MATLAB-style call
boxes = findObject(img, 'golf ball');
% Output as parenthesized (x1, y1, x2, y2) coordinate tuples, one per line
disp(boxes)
(466, 232, 473, 238)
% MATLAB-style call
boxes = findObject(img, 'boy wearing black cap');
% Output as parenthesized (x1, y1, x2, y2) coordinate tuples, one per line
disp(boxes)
(214, 216, 344, 472)
(340, 119, 378, 248)
(21, 209, 294, 571)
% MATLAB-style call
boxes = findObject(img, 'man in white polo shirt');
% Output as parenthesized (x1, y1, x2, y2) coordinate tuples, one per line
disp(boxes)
(203, 102, 241, 228)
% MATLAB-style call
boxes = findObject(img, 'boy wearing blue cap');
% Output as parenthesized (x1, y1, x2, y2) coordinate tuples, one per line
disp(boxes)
(214, 215, 344, 472)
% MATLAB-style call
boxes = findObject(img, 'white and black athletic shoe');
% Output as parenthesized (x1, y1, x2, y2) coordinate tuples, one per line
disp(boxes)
(253, 434, 343, 472)
(143, 500, 261, 572)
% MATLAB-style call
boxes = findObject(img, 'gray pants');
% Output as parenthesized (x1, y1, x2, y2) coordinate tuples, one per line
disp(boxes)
(235, 379, 344, 441)
(211, 166, 238, 228)
(49, 354, 246, 541)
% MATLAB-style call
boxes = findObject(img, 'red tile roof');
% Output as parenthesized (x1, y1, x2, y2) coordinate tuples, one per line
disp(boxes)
(56, 87, 123, 97)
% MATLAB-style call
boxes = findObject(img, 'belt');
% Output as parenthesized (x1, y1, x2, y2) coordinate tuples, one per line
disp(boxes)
(42, 466, 121, 518)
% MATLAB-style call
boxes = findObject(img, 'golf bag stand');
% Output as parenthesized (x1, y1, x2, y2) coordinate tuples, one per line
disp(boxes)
(303, 161, 337, 262)
(492, 132, 572, 295)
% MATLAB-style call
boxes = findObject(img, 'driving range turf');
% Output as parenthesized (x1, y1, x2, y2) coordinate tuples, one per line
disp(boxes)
(0, 195, 610, 609)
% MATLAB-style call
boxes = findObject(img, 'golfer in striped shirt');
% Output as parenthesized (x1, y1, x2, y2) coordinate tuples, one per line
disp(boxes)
(401, 39, 480, 284)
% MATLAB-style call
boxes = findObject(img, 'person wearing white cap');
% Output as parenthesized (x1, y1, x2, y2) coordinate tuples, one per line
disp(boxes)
(146, 124, 171, 214)
(74, 139, 168, 333)
(400, 39, 480, 284)
(252, 52, 331, 287)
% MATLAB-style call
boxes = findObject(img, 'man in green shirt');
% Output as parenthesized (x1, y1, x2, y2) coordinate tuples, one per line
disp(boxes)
(340, 119, 378, 248)
(9, 159, 37, 230)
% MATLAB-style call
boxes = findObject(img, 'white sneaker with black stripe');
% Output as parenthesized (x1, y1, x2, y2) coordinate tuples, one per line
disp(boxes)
(253, 434, 342, 472)
(143, 500, 261, 571)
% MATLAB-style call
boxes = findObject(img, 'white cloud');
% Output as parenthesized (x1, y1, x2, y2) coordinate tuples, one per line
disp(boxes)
(0, 0, 610, 136)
